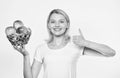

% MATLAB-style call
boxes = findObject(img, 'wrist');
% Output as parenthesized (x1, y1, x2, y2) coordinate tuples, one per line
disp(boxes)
(83, 40, 90, 47)
(23, 54, 30, 60)
(23, 51, 29, 56)
(23, 54, 29, 57)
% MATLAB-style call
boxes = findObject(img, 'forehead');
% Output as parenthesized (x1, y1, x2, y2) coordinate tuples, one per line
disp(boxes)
(50, 13, 66, 20)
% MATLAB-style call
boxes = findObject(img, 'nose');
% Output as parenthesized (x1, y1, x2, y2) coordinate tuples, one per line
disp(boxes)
(55, 22, 60, 27)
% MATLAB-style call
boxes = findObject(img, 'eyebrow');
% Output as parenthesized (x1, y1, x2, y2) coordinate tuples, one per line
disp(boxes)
(50, 19, 66, 21)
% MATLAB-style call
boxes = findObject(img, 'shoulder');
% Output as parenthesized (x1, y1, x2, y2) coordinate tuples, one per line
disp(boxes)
(68, 37, 77, 47)
(35, 41, 48, 54)
(36, 41, 47, 49)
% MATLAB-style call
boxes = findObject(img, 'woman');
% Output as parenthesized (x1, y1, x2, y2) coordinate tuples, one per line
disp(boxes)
(13, 9, 116, 78)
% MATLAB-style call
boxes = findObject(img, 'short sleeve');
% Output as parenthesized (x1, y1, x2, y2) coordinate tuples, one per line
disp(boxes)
(34, 45, 44, 63)
(69, 40, 85, 56)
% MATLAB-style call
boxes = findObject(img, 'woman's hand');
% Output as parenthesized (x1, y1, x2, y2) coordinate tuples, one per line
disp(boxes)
(72, 28, 116, 57)
(72, 28, 87, 47)
(13, 45, 29, 56)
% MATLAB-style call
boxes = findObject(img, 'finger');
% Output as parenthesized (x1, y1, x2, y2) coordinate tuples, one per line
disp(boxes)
(13, 45, 20, 52)
(13, 45, 17, 49)
(21, 45, 25, 51)
(27, 28, 32, 34)
(78, 28, 84, 37)
(21, 45, 24, 49)
(28, 28, 31, 32)
(72, 35, 77, 40)
(78, 28, 82, 35)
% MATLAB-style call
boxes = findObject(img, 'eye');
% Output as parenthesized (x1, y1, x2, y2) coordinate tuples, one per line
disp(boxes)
(50, 20, 55, 24)
(60, 20, 65, 23)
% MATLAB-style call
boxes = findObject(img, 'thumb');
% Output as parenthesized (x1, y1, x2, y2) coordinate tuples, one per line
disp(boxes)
(21, 45, 26, 51)
(78, 28, 85, 39)
(78, 28, 83, 36)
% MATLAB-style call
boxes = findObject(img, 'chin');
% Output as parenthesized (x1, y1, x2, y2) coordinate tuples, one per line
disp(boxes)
(54, 33, 63, 37)
(53, 32, 66, 37)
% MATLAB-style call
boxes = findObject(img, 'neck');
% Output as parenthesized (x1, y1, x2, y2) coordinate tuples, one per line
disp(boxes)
(52, 35, 66, 46)
(48, 35, 70, 49)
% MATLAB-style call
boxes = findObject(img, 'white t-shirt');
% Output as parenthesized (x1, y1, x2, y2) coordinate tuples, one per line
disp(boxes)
(34, 40, 84, 78)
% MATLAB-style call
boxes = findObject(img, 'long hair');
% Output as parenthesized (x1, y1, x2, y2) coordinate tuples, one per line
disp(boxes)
(45, 9, 71, 44)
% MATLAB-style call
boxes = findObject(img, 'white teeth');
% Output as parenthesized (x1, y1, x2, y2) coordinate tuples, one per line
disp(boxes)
(54, 28, 62, 31)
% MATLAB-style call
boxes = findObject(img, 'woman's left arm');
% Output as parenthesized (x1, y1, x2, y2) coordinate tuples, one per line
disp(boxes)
(72, 28, 116, 57)
(82, 40, 116, 57)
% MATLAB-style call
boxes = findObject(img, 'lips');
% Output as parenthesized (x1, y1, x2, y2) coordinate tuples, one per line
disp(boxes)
(53, 28, 62, 31)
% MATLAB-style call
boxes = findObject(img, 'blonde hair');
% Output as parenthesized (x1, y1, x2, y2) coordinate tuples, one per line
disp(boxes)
(45, 9, 71, 44)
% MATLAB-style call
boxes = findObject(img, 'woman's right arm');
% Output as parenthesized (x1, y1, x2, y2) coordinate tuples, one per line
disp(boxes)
(23, 55, 33, 78)
(14, 46, 42, 78)
(23, 55, 43, 78)
(31, 59, 43, 78)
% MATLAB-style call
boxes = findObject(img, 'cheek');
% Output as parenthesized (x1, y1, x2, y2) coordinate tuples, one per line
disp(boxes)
(48, 25, 52, 30)
(48, 23, 55, 29)
(61, 23, 68, 28)
(62, 25, 68, 29)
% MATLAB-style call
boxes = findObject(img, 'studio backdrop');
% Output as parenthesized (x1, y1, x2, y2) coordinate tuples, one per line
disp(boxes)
(0, 0, 120, 78)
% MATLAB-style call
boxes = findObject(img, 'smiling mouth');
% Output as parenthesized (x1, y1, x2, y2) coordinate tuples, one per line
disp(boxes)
(53, 28, 62, 31)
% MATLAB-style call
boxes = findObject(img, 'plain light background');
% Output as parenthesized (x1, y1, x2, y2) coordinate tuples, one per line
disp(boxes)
(0, 0, 120, 78)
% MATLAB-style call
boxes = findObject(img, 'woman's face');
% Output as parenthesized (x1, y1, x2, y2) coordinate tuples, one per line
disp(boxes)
(48, 13, 68, 37)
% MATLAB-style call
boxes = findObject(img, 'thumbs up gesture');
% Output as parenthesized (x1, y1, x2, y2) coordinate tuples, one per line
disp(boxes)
(72, 28, 86, 47)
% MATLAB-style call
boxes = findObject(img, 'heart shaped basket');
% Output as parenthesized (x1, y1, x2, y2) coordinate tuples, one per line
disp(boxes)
(5, 20, 31, 47)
